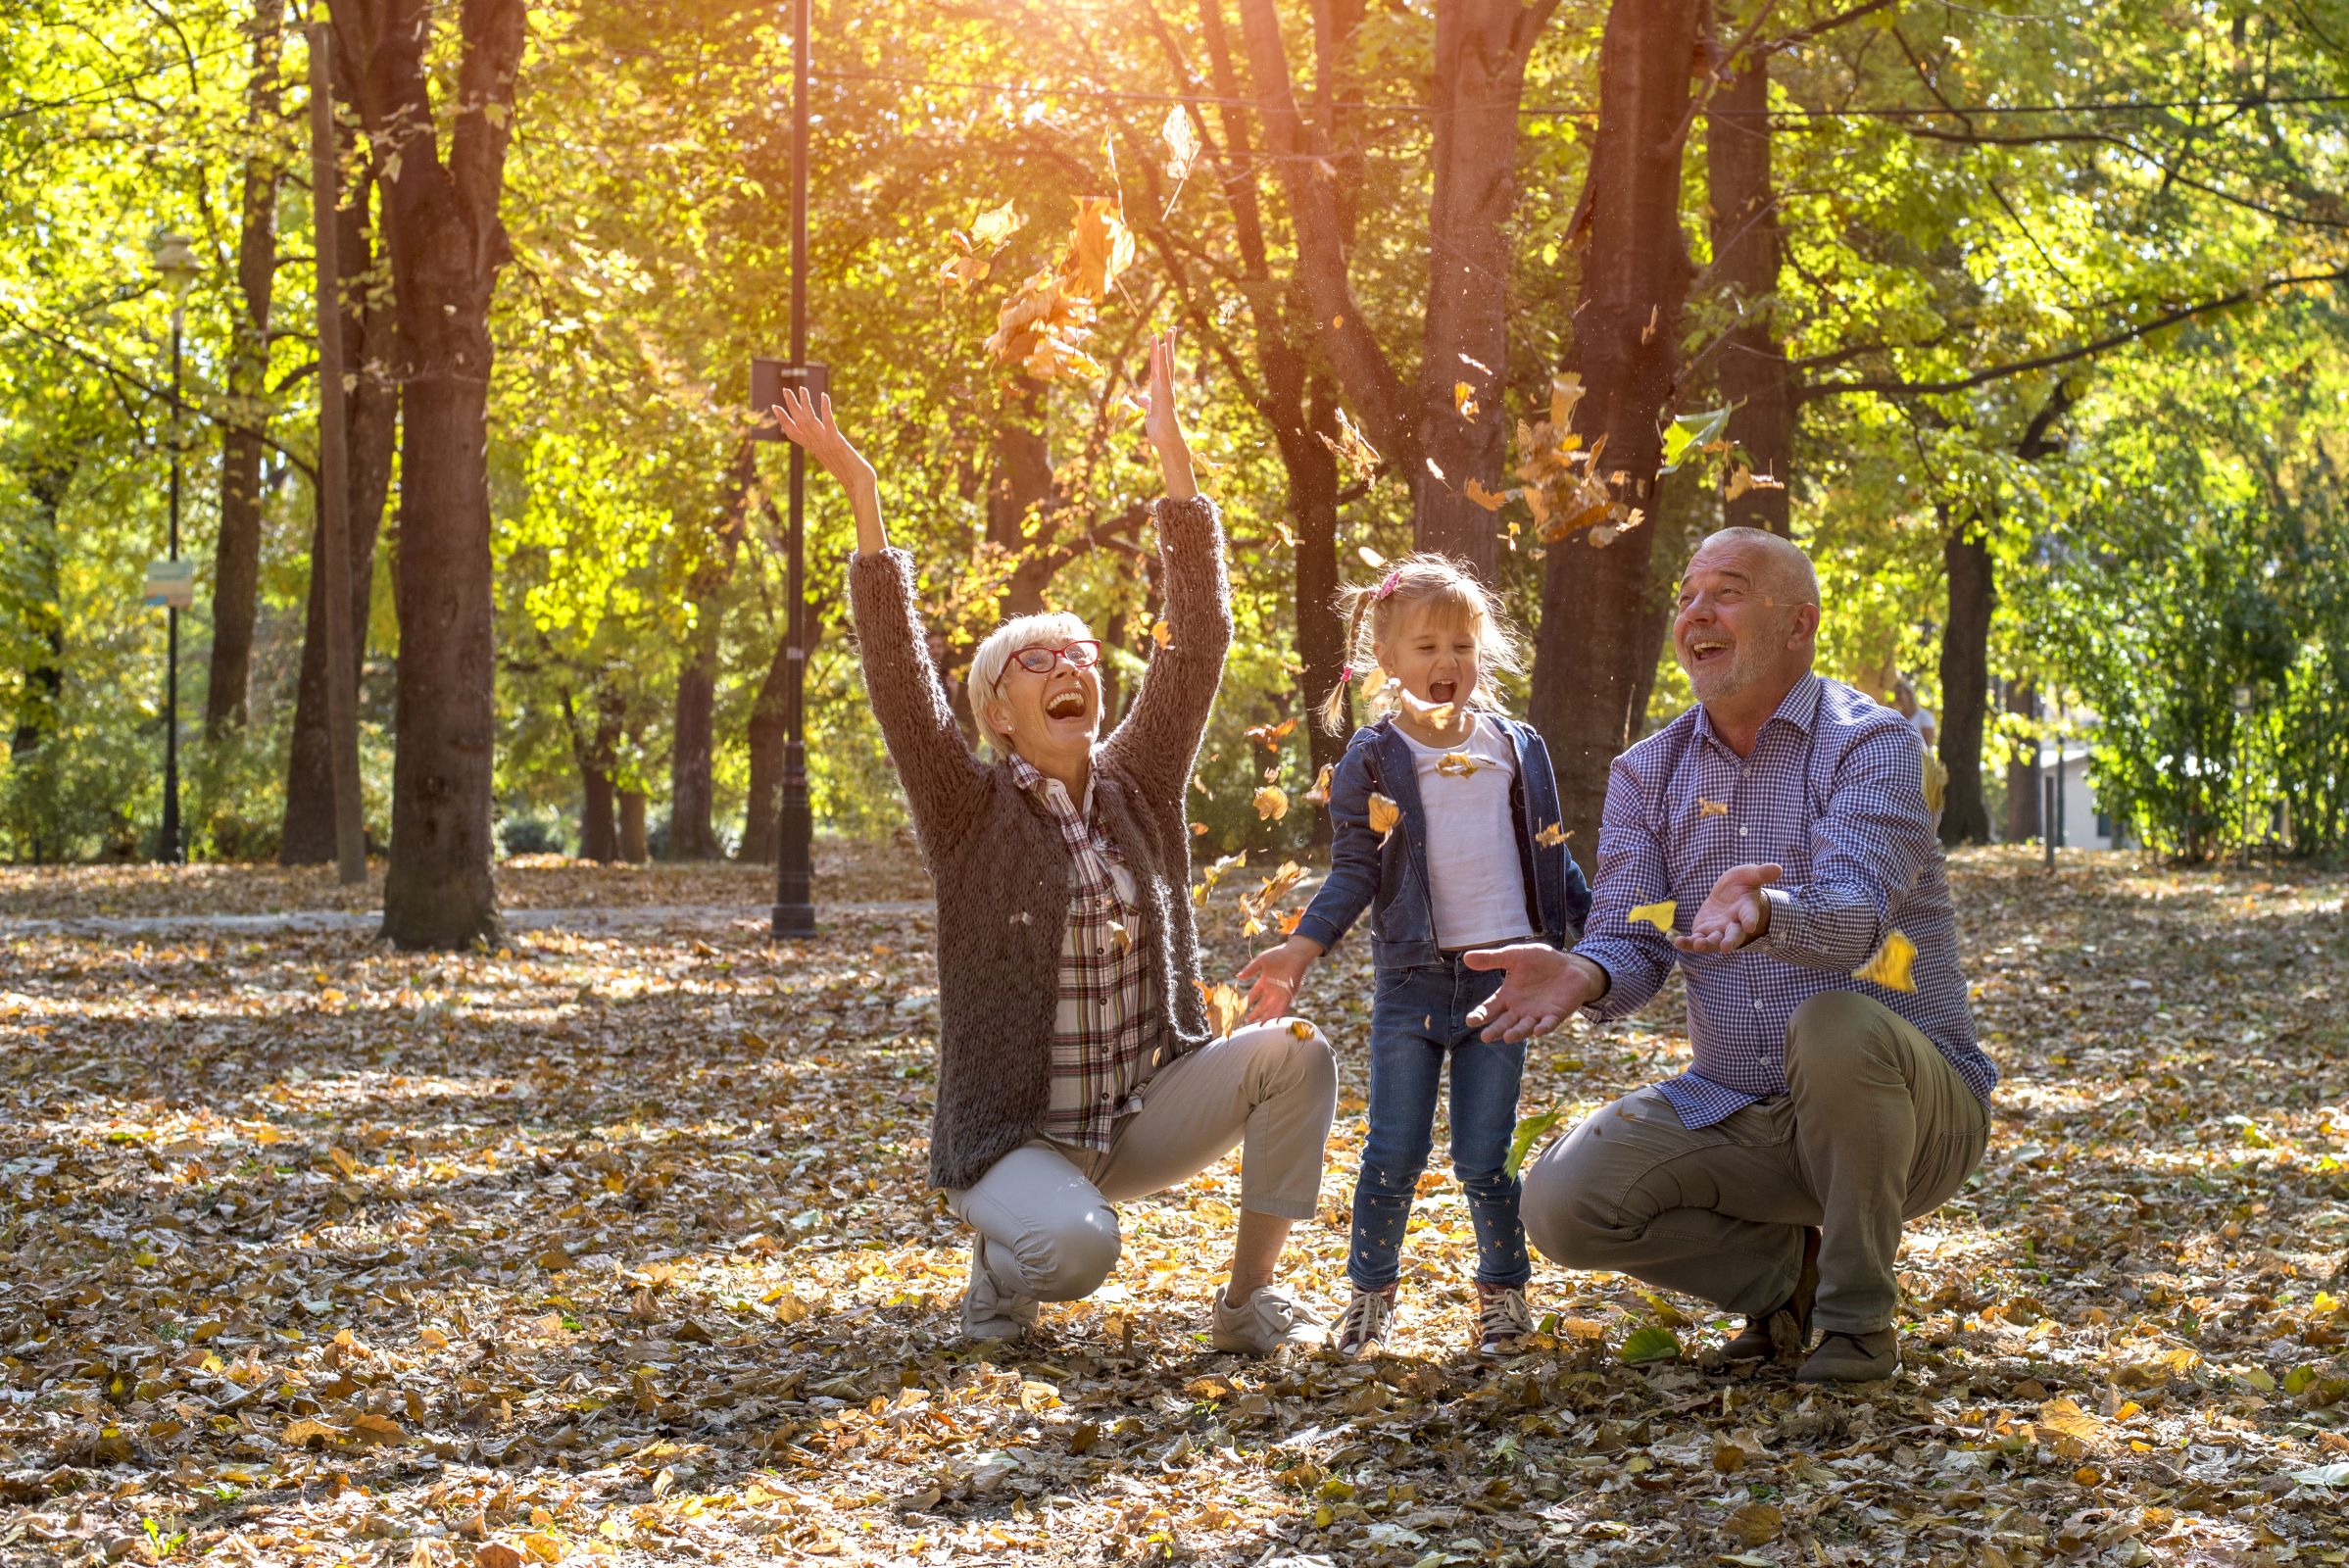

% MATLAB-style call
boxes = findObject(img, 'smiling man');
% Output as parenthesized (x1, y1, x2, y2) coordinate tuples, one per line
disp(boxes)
(1464, 527, 1994, 1382)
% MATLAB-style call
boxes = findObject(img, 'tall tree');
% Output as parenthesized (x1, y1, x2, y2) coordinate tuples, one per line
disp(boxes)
(1237, 0, 1557, 585)
(282, 27, 397, 864)
(667, 441, 755, 859)
(341, 0, 526, 948)
(1707, 46, 1792, 535)
(205, 0, 290, 734)
(1527, 0, 1704, 852)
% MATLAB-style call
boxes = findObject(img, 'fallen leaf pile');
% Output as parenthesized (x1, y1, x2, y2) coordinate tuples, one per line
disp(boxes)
(1, 847, 2345, 1566)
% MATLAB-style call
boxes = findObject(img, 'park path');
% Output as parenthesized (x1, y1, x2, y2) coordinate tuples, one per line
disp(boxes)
(0, 899, 934, 938)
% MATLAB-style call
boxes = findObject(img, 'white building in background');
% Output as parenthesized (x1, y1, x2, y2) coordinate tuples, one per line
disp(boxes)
(2035, 746, 2128, 850)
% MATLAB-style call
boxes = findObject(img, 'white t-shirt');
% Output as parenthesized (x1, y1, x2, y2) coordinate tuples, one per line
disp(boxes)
(1396, 712, 1535, 950)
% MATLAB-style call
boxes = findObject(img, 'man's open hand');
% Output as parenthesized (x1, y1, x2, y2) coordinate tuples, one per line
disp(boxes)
(1674, 862, 1782, 954)
(1462, 947, 1606, 1043)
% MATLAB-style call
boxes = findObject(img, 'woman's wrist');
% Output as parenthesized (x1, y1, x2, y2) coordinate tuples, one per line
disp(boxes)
(1153, 442, 1199, 503)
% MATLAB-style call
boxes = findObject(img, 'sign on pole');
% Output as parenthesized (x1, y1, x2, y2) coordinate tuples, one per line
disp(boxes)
(749, 359, 829, 440)
(142, 559, 195, 610)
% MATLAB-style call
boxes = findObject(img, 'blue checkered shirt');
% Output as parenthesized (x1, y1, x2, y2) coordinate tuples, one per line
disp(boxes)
(1573, 674, 1996, 1127)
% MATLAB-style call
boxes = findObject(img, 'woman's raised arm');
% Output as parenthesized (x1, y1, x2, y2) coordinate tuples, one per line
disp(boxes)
(1102, 330, 1233, 804)
(771, 389, 987, 847)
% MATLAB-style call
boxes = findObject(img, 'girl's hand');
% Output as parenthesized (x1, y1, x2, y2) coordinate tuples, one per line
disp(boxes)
(771, 387, 878, 498)
(1139, 328, 1198, 502)
(1237, 935, 1320, 1025)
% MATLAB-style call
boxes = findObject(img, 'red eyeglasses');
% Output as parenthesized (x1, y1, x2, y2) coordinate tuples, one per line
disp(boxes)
(1005, 640, 1102, 675)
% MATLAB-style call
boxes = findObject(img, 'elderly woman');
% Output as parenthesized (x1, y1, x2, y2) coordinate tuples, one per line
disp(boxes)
(771, 331, 1336, 1354)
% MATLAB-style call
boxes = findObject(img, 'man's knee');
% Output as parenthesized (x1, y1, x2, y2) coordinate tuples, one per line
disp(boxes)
(1519, 1135, 1612, 1269)
(1268, 1018, 1338, 1098)
(1786, 989, 1894, 1080)
(1005, 1205, 1122, 1300)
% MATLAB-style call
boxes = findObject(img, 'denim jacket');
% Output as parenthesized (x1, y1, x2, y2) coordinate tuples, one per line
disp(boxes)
(1294, 711, 1592, 969)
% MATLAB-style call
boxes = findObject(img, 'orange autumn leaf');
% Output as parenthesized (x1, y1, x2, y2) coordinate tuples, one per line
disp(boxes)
(1854, 930, 1919, 992)
(1465, 478, 1508, 513)
(1303, 763, 1336, 807)
(1367, 792, 1401, 840)
(1454, 381, 1480, 420)
(1252, 785, 1290, 822)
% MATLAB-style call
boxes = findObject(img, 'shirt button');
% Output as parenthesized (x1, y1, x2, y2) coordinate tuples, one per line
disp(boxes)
(1739, 827, 1749, 837)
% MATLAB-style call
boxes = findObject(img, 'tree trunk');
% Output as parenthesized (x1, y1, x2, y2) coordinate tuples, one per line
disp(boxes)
(345, 0, 526, 949)
(989, 374, 1056, 616)
(1414, 0, 1551, 581)
(1707, 50, 1793, 535)
(618, 789, 648, 863)
(10, 458, 73, 864)
(282, 71, 397, 864)
(739, 624, 791, 863)
(2004, 678, 2040, 843)
(206, 0, 288, 735)
(1938, 521, 1995, 846)
(580, 768, 618, 862)
(1528, 0, 1704, 856)
(667, 442, 756, 860)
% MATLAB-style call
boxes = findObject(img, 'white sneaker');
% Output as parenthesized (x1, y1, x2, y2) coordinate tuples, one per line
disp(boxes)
(1210, 1283, 1327, 1355)
(1334, 1285, 1397, 1359)
(961, 1238, 1038, 1343)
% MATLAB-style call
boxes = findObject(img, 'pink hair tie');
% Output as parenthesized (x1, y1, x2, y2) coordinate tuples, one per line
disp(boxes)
(1374, 571, 1400, 601)
(1338, 663, 1355, 684)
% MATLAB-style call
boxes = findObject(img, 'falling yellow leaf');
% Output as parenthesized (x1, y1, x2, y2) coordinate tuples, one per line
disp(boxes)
(1436, 752, 1483, 778)
(1159, 104, 1200, 183)
(1464, 477, 1508, 512)
(1628, 899, 1677, 934)
(1106, 918, 1132, 954)
(1151, 618, 1172, 648)
(1331, 314, 1344, 329)
(1303, 763, 1336, 807)
(1854, 930, 1918, 992)
(1288, 1018, 1316, 1039)
(1695, 798, 1730, 817)
(1247, 717, 1298, 749)
(1358, 666, 1391, 703)
(1453, 381, 1480, 419)
(1357, 545, 1387, 569)
(1278, 907, 1306, 935)
(1319, 408, 1381, 480)
(1535, 821, 1570, 848)
(1253, 785, 1290, 821)
(1922, 747, 1948, 814)
(1367, 792, 1401, 840)
(1417, 700, 1457, 730)
(1196, 979, 1244, 1038)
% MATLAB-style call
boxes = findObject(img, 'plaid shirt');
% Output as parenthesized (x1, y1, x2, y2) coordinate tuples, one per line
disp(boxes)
(1574, 674, 1996, 1127)
(1010, 755, 1158, 1150)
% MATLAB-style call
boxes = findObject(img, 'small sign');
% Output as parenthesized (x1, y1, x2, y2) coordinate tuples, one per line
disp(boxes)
(749, 359, 830, 443)
(142, 559, 195, 610)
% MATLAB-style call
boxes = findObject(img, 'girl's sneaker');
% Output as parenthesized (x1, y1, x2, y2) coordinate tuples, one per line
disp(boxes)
(1334, 1285, 1397, 1359)
(1476, 1284, 1533, 1357)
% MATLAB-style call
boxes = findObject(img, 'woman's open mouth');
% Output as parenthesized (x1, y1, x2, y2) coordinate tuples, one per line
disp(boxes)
(1045, 689, 1088, 720)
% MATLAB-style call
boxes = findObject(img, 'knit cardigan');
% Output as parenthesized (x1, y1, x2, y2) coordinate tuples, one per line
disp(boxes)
(847, 495, 1233, 1190)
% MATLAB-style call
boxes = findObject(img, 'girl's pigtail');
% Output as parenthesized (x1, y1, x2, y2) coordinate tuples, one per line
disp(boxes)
(1318, 587, 1372, 734)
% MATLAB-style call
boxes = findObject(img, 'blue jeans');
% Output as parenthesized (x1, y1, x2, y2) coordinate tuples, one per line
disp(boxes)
(1347, 956, 1532, 1291)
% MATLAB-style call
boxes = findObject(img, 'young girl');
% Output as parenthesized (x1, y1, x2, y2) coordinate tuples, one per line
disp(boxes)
(1238, 556, 1590, 1357)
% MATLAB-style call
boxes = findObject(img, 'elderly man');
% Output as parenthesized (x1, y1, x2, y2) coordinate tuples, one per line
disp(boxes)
(1466, 527, 1993, 1382)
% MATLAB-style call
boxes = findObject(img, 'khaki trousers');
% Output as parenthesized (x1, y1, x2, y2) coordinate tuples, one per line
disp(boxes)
(947, 1019, 1338, 1305)
(1521, 990, 1989, 1334)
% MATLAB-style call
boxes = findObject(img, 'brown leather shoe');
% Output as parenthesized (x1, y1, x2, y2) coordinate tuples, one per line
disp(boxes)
(1796, 1328, 1899, 1383)
(1721, 1225, 1819, 1362)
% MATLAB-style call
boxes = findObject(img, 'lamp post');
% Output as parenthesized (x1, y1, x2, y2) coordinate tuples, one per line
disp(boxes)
(748, 0, 819, 938)
(152, 230, 200, 864)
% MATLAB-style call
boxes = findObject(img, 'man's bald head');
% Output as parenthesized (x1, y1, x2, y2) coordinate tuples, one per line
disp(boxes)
(1673, 526, 1823, 717)
(1686, 527, 1819, 610)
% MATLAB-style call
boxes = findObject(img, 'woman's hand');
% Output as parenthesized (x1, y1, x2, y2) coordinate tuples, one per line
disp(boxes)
(1139, 328, 1198, 503)
(1237, 934, 1321, 1025)
(771, 387, 887, 554)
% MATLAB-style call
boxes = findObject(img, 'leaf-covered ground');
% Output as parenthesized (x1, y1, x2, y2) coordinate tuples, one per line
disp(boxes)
(2, 847, 2346, 1567)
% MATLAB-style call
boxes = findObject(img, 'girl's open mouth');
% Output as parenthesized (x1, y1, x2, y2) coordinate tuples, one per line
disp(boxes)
(1429, 679, 1458, 704)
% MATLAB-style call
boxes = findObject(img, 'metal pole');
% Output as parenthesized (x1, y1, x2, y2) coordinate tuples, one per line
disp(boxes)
(309, 22, 367, 886)
(161, 302, 184, 864)
(771, 0, 817, 939)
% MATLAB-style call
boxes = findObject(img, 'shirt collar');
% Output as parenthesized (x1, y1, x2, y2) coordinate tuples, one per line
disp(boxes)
(1693, 671, 1823, 747)
(1007, 752, 1095, 817)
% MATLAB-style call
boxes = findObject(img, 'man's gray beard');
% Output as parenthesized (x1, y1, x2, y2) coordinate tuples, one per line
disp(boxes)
(1683, 643, 1769, 705)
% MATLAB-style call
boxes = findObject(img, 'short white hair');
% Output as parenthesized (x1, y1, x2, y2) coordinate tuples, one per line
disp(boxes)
(966, 610, 1095, 758)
